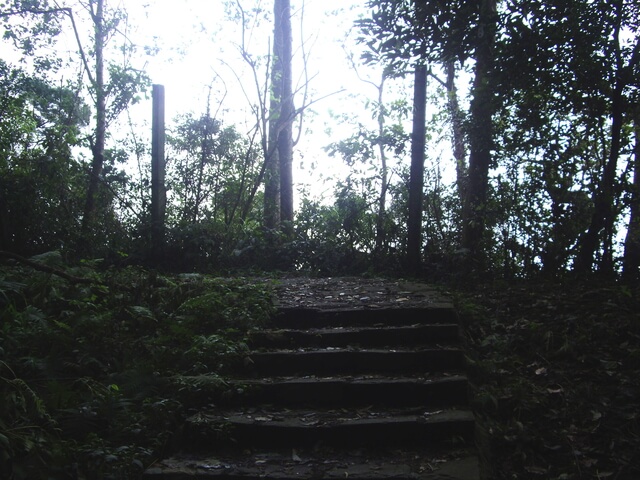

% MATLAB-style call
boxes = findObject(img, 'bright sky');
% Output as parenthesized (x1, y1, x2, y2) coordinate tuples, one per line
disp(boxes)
(125, 0, 383, 199)
(1, 0, 456, 202)
(134, 0, 367, 123)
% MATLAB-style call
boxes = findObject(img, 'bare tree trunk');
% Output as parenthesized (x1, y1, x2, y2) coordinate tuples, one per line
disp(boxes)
(81, 0, 105, 240)
(263, 0, 295, 234)
(264, 0, 293, 230)
(460, 0, 497, 271)
(375, 71, 389, 254)
(277, 0, 294, 233)
(406, 64, 427, 275)
(445, 61, 467, 203)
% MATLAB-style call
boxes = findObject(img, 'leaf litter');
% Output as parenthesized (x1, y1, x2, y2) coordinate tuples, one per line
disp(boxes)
(460, 281, 640, 479)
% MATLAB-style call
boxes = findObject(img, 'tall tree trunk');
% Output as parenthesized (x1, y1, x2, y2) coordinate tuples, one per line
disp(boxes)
(264, 3, 282, 230)
(264, 0, 294, 231)
(81, 0, 105, 240)
(623, 118, 640, 282)
(460, 0, 497, 271)
(445, 61, 467, 203)
(406, 64, 427, 275)
(375, 71, 389, 254)
(277, 0, 294, 232)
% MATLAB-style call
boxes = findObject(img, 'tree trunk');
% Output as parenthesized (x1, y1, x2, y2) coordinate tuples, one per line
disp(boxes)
(277, 0, 294, 232)
(460, 0, 497, 271)
(264, 0, 294, 231)
(445, 61, 467, 203)
(375, 71, 389, 254)
(264, 2, 282, 230)
(406, 64, 427, 275)
(623, 118, 640, 282)
(81, 0, 105, 240)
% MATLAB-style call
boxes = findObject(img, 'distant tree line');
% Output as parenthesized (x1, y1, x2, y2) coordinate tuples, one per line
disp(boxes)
(1, 0, 638, 282)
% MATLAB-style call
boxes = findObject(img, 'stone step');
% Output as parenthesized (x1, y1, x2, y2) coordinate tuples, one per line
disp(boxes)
(144, 300, 479, 480)
(183, 407, 476, 449)
(228, 375, 469, 407)
(243, 348, 465, 376)
(248, 324, 460, 349)
(144, 447, 480, 480)
(271, 306, 457, 329)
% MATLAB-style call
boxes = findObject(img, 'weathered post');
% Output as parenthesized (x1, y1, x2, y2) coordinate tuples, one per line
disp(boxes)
(151, 84, 166, 263)
(406, 64, 427, 276)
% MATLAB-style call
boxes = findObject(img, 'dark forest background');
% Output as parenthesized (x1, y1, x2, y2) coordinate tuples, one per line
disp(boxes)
(1, 0, 639, 478)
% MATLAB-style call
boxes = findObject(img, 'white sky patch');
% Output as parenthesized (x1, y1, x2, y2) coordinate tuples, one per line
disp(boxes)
(126, 0, 398, 202)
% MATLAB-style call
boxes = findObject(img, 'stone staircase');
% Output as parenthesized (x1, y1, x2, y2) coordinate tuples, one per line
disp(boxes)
(144, 304, 480, 479)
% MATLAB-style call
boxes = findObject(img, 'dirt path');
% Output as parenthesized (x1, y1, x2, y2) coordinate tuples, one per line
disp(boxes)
(273, 276, 452, 310)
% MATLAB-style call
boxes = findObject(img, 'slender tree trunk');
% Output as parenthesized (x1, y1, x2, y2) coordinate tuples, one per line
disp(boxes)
(277, 0, 294, 232)
(375, 71, 389, 254)
(264, 0, 294, 231)
(445, 61, 467, 203)
(406, 64, 427, 275)
(81, 0, 105, 240)
(242, 137, 266, 222)
(460, 0, 497, 271)
(264, 3, 282, 230)
(623, 119, 640, 281)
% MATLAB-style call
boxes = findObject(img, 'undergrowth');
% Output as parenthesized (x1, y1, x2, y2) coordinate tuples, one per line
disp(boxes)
(457, 281, 640, 480)
(0, 253, 275, 479)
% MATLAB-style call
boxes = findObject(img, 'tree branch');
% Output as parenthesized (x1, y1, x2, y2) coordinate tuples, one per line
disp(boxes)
(0, 6, 96, 88)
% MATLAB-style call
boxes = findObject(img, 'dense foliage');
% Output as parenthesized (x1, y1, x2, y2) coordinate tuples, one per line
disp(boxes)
(358, 0, 640, 279)
(0, 255, 274, 478)
(1, 0, 638, 280)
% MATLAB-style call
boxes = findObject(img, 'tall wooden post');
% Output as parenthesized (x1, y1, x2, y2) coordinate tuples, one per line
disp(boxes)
(406, 64, 427, 276)
(151, 84, 166, 263)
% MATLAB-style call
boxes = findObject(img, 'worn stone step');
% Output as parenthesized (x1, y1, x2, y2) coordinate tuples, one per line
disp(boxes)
(144, 293, 479, 480)
(229, 375, 469, 407)
(243, 348, 465, 376)
(248, 324, 461, 349)
(183, 407, 475, 449)
(271, 306, 457, 329)
(144, 447, 480, 479)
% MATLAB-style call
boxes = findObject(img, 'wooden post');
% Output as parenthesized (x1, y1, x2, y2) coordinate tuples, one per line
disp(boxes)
(151, 84, 166, 262)
(407, 64, 427, 276)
